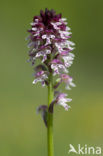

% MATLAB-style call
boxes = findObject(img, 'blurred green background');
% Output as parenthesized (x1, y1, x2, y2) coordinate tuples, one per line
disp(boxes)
(0, 0, 103, 156)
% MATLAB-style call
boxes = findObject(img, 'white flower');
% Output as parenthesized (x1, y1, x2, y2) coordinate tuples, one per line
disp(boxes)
(51, 22, 61, 30)
(51, 64, 68, 75)
(35, 49, 51, 62)
(42, 34, 55, 45)
(32, 71, 48, 86)
(61, 74, 76, 90)
(65, 77, 76, 90)
(57, 93, 72, 111)
(60, 18, 67, 21)
(59, 30, 72, 39)
(63, 53, 75, 67)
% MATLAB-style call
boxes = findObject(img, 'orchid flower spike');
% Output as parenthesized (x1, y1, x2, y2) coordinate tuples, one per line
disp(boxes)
(27, 8, 76, 125)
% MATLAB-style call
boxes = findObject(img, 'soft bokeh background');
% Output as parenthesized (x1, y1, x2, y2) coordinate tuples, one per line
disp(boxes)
(0, 0, 103, 156)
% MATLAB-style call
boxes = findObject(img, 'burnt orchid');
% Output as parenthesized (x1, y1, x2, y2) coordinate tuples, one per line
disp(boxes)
(27, 8, 75, 156)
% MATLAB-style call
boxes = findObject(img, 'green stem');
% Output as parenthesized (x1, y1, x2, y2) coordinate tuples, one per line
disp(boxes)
(47, 73, 54, 156)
